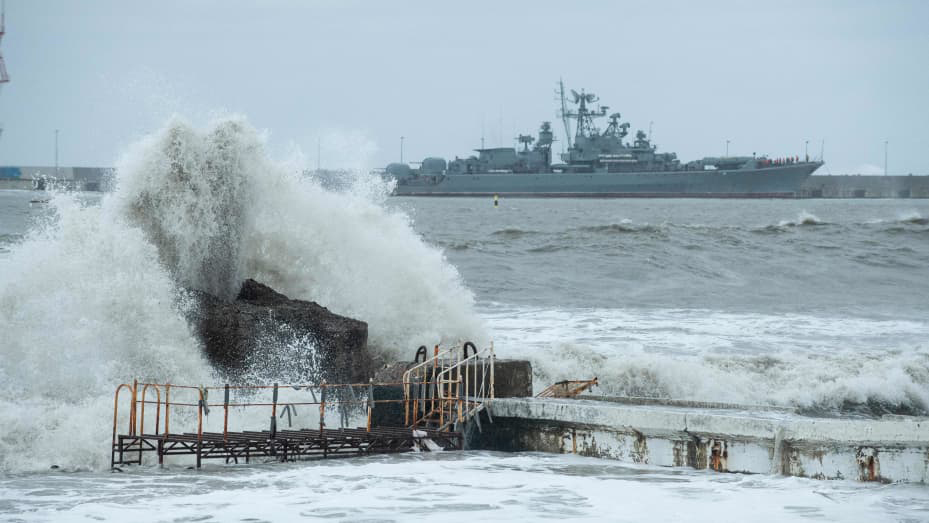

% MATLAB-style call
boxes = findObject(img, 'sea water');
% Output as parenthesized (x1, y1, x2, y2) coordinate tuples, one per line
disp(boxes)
(1, 117, 928, 521)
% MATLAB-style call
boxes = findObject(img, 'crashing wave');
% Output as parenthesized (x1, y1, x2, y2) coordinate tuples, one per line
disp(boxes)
(0, 116, 484, 472)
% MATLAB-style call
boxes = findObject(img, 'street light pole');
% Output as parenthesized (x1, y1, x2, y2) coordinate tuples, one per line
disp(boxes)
(804, 140, 809, 162)
(884, 140, 888, 175)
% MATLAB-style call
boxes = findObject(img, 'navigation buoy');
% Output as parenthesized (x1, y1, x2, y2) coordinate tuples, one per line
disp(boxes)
(493, 194, 499, 207)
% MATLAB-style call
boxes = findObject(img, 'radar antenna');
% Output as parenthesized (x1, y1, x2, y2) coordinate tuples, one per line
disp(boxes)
(603, 113, 630, 139)
(563, 87, 608, 141)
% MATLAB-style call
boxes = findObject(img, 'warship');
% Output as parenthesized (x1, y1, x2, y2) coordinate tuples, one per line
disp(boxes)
(385, 82, 821, 197)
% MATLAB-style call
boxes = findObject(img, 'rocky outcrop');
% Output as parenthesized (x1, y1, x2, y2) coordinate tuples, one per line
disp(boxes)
(191, 279, 371, 384)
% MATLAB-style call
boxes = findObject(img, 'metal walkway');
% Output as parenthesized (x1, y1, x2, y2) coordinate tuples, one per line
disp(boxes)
(113, 426, 462, 468)
(111, 342, 494, 469)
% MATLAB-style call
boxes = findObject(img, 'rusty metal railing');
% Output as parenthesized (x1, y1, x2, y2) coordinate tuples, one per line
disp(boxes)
(111, 378, 450, 466)
(402, 341, 495, 431)
(111, 343, 496, 467)
(536, 377, 598, 398)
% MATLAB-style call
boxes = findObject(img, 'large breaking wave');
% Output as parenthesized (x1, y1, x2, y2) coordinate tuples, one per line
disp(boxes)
(0, 116, 483, 472)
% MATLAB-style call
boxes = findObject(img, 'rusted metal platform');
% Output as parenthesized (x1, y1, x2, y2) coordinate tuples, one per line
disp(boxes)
(110, 341, 495, 469)
(113, 426, 462, 468)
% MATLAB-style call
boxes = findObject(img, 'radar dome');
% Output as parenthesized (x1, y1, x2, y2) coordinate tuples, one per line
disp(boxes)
(420, 157, 447, 175)
(386, 163, 413, 178)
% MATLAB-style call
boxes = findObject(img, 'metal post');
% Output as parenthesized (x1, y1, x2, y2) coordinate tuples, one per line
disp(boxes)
(404, 378, 410, 426)
(490, 341, 495, 401)
(367, 378, 374, 432)
(319, 381, 327, 457)
(457, 356, 463, 423)
(884, 140, 888, 175)
(197, 389, 203, 439)
(270, 383, 278, 440)
(400, 136, 405, 164)
(805, 140, 809, 163)
(464, 347, 469, 413)
(196, 387, 204, 469)
(164, 384, 171, 435)
(319, 381, 326, 435)
(223, 384, 230, 442)
(130, 380, 138, 436)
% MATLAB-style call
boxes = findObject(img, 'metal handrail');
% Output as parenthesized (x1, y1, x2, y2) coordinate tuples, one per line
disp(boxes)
(401, 341, 495, 431)
(435, 341, 495, 430)
(402, 344, 458, 426)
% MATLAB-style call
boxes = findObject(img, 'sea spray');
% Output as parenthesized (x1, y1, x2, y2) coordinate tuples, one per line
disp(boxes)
(0, 194, 211, 472)
(112, 115, 484, 354)
(0, 116, 485, 471)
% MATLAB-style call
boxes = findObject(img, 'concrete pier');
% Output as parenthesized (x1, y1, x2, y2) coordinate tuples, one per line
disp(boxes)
(800, 175, 929, 198)
(472, 397, 929, 483)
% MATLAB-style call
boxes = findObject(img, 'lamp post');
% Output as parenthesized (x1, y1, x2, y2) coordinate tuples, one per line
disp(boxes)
(884, 140, 888, 175)
(400, 136, 405, 164)
(804, 140, 809, 162)
(725, 140, 730, 157)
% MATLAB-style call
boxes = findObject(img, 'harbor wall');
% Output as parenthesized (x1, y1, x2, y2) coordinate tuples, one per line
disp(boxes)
(801, 175, 929, 198)
(470, 397, 929, 483)
(0, 166, 112, 191)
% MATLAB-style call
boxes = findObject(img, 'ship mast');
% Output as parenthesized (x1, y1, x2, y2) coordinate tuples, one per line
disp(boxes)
(557, 79, 572, 149)
(564, 88, 608, 143)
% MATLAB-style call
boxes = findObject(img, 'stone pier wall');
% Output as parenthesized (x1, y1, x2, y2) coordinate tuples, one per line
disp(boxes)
(469, 397, 929, 483)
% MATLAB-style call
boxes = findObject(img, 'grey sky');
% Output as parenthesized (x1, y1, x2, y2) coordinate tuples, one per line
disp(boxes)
(1, 0, 927, 174)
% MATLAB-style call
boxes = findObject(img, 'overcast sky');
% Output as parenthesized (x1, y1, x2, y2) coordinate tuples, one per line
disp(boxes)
(1, 0, 927, 174)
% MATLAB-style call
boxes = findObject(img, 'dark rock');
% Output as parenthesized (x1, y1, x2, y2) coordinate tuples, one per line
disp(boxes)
(191, 279, 371, 384)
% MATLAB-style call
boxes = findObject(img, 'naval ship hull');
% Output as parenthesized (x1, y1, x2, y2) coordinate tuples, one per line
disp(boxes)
(394, 162, 819, 198)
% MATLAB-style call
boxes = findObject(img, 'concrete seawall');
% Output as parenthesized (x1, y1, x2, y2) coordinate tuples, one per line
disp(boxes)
(800, 175, 929, 198)
(471, 397, 929, 483)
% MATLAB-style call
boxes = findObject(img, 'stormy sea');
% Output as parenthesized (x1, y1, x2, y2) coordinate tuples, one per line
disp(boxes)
(1, 118, 928, 522)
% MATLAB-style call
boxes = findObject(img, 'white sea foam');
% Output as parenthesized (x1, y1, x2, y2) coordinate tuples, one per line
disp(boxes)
(777, 211, 825, 227)
(1, 452, 925, 522)
(484, 304, 929, 413)
(896, 210, 928, 225)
